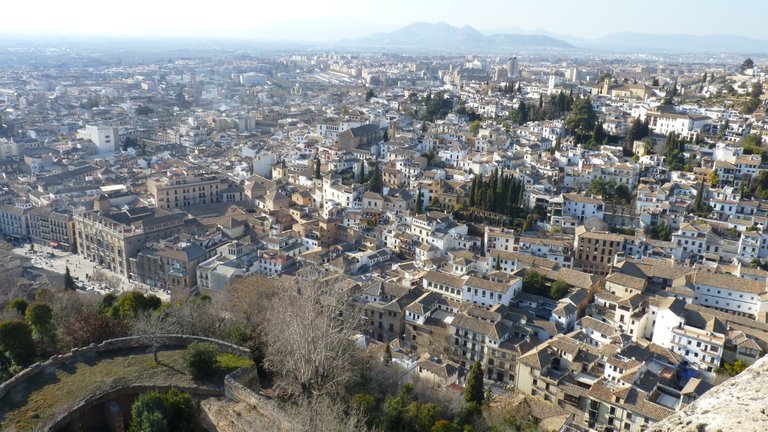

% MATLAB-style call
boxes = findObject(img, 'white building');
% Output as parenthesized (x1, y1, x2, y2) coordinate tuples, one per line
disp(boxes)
(77, 124, 119, 154)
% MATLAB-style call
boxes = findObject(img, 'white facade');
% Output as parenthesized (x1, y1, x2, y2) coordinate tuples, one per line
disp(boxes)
(77, 124, 119, 154)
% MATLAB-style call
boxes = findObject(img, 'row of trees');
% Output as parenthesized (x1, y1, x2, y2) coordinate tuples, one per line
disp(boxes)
(468, 168, 526, 217)
(509, 91, 575, 125)
(0, 291, 166, 380)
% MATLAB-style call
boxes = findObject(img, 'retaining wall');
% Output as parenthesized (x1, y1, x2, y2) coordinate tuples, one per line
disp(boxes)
(0, 335, 251, 400)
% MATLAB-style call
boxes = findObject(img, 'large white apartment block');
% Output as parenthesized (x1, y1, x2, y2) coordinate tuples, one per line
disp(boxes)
(689, 271, 768, 320)
(645, 110, 710, 141)
(462, 275, 521, 308)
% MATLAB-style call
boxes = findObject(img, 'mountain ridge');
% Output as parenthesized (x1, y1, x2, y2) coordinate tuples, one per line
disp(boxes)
(342, 22, 768, 54)
(338, 22, 573, 51)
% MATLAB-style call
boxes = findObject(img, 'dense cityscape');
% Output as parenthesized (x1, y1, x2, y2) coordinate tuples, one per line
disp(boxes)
(0, 9, 767, 432)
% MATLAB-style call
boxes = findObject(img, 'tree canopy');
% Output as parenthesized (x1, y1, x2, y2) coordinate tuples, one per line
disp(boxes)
(464, 362, 484, 405)
(0, 320, 37, 368)
(565, 97, 597, 144)
(741, 58, 755, 72)
(128, 388, 201, 432)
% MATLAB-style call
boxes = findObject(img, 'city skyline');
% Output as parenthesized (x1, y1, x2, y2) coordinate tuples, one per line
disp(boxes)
(4, 0, 768, 42)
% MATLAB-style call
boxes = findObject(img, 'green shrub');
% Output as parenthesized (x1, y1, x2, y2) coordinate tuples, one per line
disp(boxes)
(128, 388, 200, 432)
(183, 342, 217, 380)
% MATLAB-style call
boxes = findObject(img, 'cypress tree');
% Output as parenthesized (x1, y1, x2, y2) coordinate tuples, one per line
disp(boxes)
(368, 164, 383, 194)
(415, 189, 424, 214)
(64, 266, 77, 291)
(469, 176, 477, 207)
(464, 361, 484, 405)
(314, 158, 321, 179)
(505, 178, 516, 216)
(693, 180, 705, 213)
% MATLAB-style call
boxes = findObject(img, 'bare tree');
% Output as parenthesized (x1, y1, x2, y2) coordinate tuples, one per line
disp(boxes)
(262, 274, 364, 398)
(131, 307, 174, 364)
(214, 274, 282, 331)
(286, 396, 372, 432)
(132, 296, 229, 340)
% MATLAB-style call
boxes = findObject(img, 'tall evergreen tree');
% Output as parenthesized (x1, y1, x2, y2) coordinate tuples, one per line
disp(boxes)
(64, 266, 77, 291)
(505, 178, 516, 216)
(566, 97, 597, 143)
(469, 176, 477, 207)
(314, 158, 321, 179)
(415, 189, 424, 214)
(464, 361, 484, 405)
(358, 161, 365, 184)
(368, 163, 383, 194)
(693, 180, 705, 213)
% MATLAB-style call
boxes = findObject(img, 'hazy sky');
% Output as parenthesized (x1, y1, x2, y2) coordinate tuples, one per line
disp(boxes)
(4, 0, 768, 41)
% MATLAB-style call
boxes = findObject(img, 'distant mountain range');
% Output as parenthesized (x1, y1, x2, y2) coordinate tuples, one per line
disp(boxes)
(585, 32, 768, 54)
(338, 22, 573, 51)
(339, 22, 768, 54)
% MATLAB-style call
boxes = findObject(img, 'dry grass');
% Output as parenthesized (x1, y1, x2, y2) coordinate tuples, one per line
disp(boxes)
(0, 348, 252, 431)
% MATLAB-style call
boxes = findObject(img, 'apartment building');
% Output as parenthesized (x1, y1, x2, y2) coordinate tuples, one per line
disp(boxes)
(148, 172, 236, 210)
(0, 203, 30, 239)
(74, 207, 186, 277)
(27, 206, 75, 252)
(574, 226, 625, 275)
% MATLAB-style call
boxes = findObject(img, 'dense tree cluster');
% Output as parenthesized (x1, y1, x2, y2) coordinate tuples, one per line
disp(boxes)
(663, 131, 686, 171)
(742, 82, 763, 114)
(468, 168, 525, 217)
(455, 98, 481, 122)
(509, 91, 574, 125)
(565, 97, 597, 144)
(79, 96, 100, 109)
(420, 91, 454, 122)
(135, 105, 154, 116)
(740, 58, 755, 73)
(521, 271, 571, 300)
(624, 117, 651, 154)
(744, 170, 768, 200)
(647, 222, 672, 241)
(585, 178, 632, 205)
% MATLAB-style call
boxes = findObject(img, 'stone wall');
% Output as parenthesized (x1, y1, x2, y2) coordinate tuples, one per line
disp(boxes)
(211, 368, 294, 432)
(649, 355, 768, 432)
(0, 335, 251, 400)
(47, 384, 224, 432)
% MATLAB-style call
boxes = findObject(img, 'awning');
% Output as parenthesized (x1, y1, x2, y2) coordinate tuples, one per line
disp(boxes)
(49, 241, 59, 247)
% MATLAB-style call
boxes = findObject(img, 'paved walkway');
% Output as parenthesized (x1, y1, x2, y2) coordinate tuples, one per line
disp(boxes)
(13, 244, 170, 300)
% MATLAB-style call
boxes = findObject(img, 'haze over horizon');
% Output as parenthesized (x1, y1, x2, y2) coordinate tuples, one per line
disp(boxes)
(4, 0, 768, 43)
